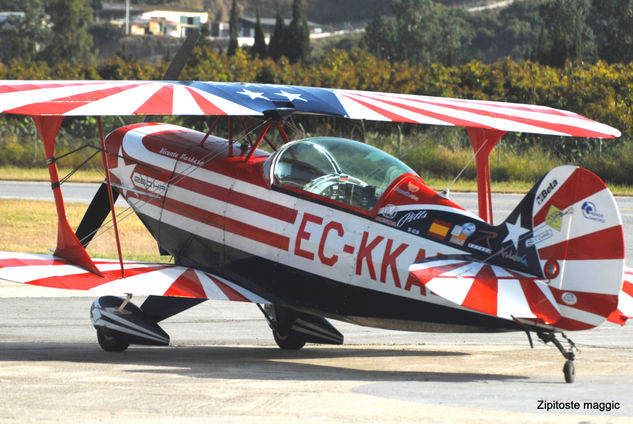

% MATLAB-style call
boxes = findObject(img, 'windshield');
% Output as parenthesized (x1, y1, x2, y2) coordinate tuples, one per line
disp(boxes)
(270, 137, 416, 210)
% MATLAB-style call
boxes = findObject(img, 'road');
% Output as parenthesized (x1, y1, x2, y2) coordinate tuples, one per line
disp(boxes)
(468, 0, 514, 13)
(1, 181, 632, 422)
(3, 180, 633, 260)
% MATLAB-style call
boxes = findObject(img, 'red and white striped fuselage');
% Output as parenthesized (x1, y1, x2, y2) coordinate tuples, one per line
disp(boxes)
(102, 122, 625, 333)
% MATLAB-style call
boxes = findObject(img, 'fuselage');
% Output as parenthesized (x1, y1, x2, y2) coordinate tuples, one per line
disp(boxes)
(104, 122, 522, 333)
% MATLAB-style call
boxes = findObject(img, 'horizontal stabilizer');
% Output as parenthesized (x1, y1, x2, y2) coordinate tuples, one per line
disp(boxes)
(607, 268, 633, 325)
(0, 251, 268, 303)
(409, 256, 561, 325)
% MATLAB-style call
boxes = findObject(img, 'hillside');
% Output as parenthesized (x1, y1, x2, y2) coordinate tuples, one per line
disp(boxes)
(113, 1, 499, 25)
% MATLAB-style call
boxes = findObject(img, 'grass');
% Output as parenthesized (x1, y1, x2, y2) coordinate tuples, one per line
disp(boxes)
(2, 165, 633, 195)
(0, 198, 168, 263)
(0, 166, 106, 183)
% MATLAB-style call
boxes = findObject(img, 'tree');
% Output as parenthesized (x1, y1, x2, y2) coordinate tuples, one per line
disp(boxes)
(591, 0, 633, 63)
(534, 0, 595, 67)
(361, 15, 397, 61)
(362, 0, 472, 66)
(251, 9, 267, 58)
(286, 0, 310, 63)
(0, 0, 22, 9)
(227, 0, 239, 56)
(268, 8, 286, 61)
(0, 0, 50, 63)
(44, 0, 95, 65)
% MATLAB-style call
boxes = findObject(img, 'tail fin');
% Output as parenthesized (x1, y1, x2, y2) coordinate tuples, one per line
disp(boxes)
(501, 165, 624, 330)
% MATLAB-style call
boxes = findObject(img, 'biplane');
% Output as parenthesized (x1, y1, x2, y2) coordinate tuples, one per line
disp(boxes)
(0, 76, 632, 384)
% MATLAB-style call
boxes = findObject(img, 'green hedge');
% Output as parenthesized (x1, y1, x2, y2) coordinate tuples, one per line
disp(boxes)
(2, 48, 633, 184)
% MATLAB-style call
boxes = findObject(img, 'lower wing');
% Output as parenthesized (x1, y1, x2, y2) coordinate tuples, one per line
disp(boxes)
(0, 251, 268, 304)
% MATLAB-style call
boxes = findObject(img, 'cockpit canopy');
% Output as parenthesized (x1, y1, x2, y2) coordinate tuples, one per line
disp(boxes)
(267, 137, 416, 210)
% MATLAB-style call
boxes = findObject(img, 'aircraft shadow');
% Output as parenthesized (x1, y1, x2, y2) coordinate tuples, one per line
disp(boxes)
(0, 342, 527, 383)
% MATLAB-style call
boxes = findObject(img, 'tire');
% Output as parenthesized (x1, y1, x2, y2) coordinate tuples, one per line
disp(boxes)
(563, 360, 575, 383)
(273, 330, 306, 350)
(97, 328, 130, 352)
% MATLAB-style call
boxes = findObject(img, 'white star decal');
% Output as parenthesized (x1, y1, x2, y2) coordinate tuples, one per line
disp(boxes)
(237, 89, 270, 101)
(503, 214, 530, 249)
(275, 90, 307, 102)
(108, 147, 136, 197)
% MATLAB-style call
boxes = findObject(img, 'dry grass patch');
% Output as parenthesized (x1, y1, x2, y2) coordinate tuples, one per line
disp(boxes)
(0, 166, 105, 183)
(0, 199, 168, 263)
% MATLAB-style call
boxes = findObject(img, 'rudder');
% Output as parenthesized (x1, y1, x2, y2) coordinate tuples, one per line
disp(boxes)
(518, 165, 624, 330)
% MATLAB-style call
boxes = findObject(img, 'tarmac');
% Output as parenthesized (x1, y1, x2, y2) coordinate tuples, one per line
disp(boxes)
(2, 185, 633, 422)
(0, 282, 632, 423)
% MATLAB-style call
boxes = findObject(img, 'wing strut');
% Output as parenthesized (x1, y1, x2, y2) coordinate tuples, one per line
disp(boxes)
(31, 115, 102, 276)
(467, 128, 506, 224)
(97, 117, 124, 277)
(244, 120, 273, 162)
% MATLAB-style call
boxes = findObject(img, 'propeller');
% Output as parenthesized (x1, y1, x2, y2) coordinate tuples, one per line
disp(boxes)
(75, 29, 201, 248)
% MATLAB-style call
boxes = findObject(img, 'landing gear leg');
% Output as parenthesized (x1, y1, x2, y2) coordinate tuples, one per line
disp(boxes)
(537, 331, 578, 383)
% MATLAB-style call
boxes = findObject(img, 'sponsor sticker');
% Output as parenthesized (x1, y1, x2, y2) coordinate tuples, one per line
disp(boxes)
(581, 201, 606, 223)
(537, 179, 558, 205)
(470, 230, 498, 250)
(545, 205, 563, 231)
(461, 223, 476, 236)
(500, 248, 528, 266)
(428, 220, 451, 240)
(561, 291, 578, 305)
(375, 216, 396, 227)
(394, 187, 419, 201)
(526, 229, 553, 247)
(379, 204, 398, 220)
(449, 223, 476, 246)
(467, 243, 492, 254)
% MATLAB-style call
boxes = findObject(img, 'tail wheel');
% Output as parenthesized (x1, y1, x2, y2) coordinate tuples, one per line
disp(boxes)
(96, 328, 130, 352)
(273, 330, 306, 350)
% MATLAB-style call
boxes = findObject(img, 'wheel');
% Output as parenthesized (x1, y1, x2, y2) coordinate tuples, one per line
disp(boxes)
(273, 330, 306, 350)
(563, 360, 575, 383)
(97, 328, 130, 352)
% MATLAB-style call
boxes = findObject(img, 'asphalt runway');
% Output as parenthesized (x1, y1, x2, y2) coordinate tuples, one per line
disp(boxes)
(0, 287, 632, 423)
(1, 182, 633, 422)
(3, 180, 633, 259)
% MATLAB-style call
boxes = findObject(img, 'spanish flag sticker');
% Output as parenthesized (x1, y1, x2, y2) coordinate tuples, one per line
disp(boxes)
(428, 220, 451, 240)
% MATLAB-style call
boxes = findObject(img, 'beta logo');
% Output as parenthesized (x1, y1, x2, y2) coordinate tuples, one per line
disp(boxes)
(581, 201, 606, 223)
(536, 179, 558, 205)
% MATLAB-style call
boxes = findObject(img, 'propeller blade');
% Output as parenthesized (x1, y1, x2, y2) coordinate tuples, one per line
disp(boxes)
(162, 28, 200, 80)
(75, 182, 119, 248)
(144, 29, 201, 123)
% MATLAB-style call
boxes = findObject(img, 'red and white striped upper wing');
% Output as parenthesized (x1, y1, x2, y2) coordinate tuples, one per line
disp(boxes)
(333, 90, 621, 138)
(0, 81, 260, 117)
(0, 80, 621, 138)
(0, 251, 269, 303)
(408, 258, 561, 325)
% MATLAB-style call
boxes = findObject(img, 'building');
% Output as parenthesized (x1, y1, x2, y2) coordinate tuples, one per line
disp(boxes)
(96, 3, 209, 38)
(0, 11, 25, 25)
(141, 10, 209, 38)
(237, 17, 322, 38)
